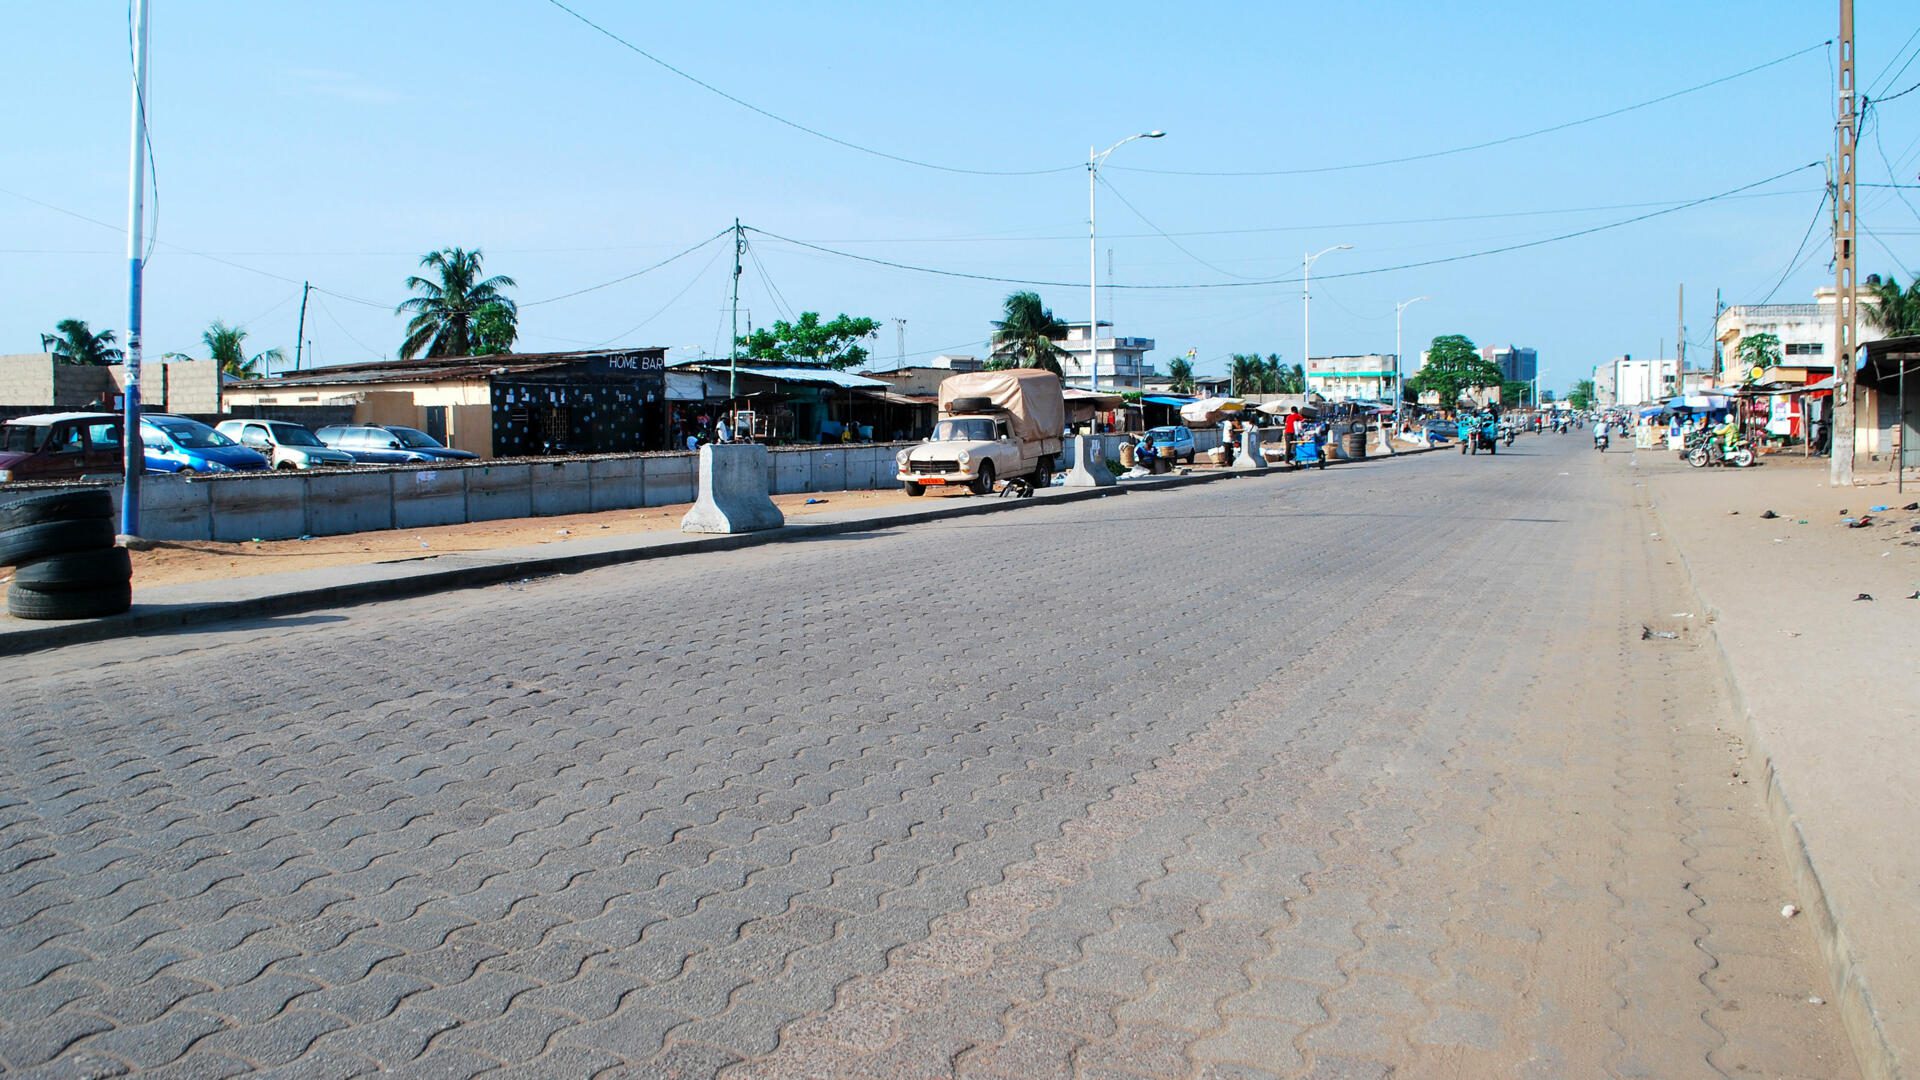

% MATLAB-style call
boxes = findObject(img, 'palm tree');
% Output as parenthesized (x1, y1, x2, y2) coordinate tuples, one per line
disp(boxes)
(40, 319, 123, 366)
(988, 291, 1067, 375)
(1864, 274, 1920, 336)
(202, 320, 283, 380)
(1228, 353, 1265, 395)
(1166, 355, 1196, 394)
(396, 247, 519, 359)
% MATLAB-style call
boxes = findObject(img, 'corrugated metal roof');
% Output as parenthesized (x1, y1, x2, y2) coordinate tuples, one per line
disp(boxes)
(687, 364, 889, 389)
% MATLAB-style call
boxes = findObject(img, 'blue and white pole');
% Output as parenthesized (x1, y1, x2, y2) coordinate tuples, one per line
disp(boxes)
(121, 0, 150, 539)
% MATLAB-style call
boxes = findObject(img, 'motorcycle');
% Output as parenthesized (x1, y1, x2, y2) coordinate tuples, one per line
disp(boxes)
(1503, 428, 1516, 448)
(1594, 430, 1610, 451)
(1687, 436, 1756, 469)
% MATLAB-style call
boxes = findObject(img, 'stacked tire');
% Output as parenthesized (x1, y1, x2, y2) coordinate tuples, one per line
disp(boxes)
(1, 490, 131, 620)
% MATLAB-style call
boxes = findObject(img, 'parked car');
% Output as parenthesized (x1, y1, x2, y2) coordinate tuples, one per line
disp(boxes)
(213, 419, 358, 470)
(1146, 425, 1197, 463)
(381, 426, 477, 461)
(140, 415, 270, 474)
(896, 370, 1064, 496)
(316, 425, 476, 464)
(0, 412, 125, 483)
(314, 425, 438, 464)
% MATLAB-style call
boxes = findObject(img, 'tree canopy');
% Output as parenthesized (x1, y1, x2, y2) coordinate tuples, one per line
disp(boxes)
(1410, 334, 1500, 406)
(202, 320, 283, 380)
(737, 312, 880, 370)
(986, 291, 1067, 375)
(1228, 353, 1302, 395)
(40, 319, 122, 366)
(1165, 355, 1195, 394)
(1864, 274, 1920, 336)
(1734, 332, 1782, 382)
(397, 247, 518, 360)
(1568, 379, 1596, 410)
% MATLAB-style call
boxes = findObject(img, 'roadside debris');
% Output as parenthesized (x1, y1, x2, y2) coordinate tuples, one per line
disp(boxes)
(1641, 626, 1678, 640)
(1808, 996, 1826, 1006)
(1781, 904, 1800, 918)
(1760, 510, 1779, 519)
(1855, 593, 1874, 602)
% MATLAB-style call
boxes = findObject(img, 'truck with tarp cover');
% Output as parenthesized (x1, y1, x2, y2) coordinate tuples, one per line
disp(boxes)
(895, 369, 1065, 495)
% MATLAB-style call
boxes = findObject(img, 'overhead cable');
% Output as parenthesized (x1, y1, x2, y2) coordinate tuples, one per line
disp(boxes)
(1111, 41, 1830, 178)
(539, 0, 1079, 177)
(747, 163, 1821, 290)
(520, 228, 732, 307)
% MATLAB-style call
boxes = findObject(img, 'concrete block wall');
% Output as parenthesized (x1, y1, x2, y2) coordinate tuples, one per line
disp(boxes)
(162, 360, 222, 415)
(33, 442, 917, 544)
(0, 354, 56, 407)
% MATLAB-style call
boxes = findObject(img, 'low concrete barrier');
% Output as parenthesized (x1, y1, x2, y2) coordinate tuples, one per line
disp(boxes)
(683, 444, 784, 534)
(2, 442, 925, 543)
(1232, 428, 1268, 470)
(1061, 435, 1116, 488)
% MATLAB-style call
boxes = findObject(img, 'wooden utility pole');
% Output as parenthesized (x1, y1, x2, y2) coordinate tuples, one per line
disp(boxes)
(1676, 283, 1685, 394)
(1832, 0, 1858, 484)
(292, 281, 310, 372)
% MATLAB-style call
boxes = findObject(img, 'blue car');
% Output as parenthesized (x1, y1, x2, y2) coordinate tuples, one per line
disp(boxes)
(315, 425, 476, 464)
(140, 415, 269, 474)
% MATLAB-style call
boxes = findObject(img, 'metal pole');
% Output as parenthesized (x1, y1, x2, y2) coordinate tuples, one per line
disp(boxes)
(1302, 251, 1311, 386)
(1089, 145, 1099, 394)
(120, 0, 151, 540)
(293, 281, 309, 372)
(1832, 0, 1857, 485)
(729, 219, 742, 401)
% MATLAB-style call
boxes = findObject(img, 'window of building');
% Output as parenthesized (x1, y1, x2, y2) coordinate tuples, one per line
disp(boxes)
(1785, 342, 1825, 356)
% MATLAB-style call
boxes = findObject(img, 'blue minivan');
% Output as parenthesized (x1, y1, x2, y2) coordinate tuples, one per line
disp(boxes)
(140, 415, 269, 474)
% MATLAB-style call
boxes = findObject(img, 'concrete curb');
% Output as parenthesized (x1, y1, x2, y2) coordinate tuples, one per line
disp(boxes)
(0, 462, 1306, 657)
(1649, 496, 1898, 1080)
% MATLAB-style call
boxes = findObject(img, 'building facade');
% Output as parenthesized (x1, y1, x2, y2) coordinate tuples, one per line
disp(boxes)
(1714, 286, 1888, 383)
(1481, 344, 1538, 384)
(1304, 354, 1397, 401)
(1591, 362, 1617, 407)
(996, 321, 1155, 390)
(1603, 356, 1681, 407)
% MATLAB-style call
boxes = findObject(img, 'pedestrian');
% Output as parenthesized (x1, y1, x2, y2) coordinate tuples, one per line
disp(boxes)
(715, 415, 732, 444)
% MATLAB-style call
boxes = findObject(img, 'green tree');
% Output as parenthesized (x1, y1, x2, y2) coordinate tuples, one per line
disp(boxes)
(1734, 331, 1782, 382)
(1500, 379, 1533, 406)
(738, 311, 881, 370)
(1864, 274, 1920, 335)
(1410, 334, 1500, 406)
(201, 320, 283, 380)
(40, 319, 123, 366)
(1166, 354, 1196, 394)
(1568, 379, 1596, 410)
(1275, 357, 1306, 394)
(987, 291, 1068, 374)
(397, 247, 518, 359)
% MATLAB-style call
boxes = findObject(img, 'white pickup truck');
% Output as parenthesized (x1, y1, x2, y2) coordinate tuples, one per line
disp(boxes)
(896, 369, 1065, 496)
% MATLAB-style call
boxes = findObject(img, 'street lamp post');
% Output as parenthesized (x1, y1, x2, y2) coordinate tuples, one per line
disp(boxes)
(1302, 244, 1352, 400)
(1089, 131, 1164, 395)
(1393, 296, 1429, 435)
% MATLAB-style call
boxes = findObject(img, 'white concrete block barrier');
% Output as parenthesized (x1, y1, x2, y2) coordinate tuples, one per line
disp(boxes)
(1231, 428, 1268, 469)
(1061, 434, 1116, 488)
(682, 444, 786, 534)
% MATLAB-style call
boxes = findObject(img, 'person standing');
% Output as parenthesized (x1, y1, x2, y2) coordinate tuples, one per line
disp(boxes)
(715, 415, 732, 444)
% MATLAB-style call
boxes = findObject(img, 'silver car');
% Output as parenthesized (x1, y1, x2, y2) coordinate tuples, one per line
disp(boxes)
(214, 419, 358, 470)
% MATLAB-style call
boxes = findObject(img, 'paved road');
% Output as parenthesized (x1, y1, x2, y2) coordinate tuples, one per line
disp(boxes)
(0, 436, 1854, 1078)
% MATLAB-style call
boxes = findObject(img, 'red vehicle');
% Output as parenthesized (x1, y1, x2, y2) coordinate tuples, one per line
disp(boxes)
(0, 412, 125, 484)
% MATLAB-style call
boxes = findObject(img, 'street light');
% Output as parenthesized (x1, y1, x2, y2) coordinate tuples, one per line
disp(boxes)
(1302, 244, 1352, 398)
(1089, 130, 1164, 395)
(1393, 295, 1430, 433)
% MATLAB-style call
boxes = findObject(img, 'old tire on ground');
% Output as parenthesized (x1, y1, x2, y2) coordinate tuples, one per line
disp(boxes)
(12, 547, 131, 592)
(903, 481, 925, 497)
(970, 461, 996, 496)
(947, 396, 992, 413)
(0, 518, 116, 567)
(0, 489, 113, 531)
(6, 581, 132, 621)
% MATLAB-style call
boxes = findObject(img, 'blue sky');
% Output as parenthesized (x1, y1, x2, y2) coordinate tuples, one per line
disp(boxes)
(3, 1, 1916, 393)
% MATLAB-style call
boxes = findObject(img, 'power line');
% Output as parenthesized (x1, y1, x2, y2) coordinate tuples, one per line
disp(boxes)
(747, 163, 1820, 290)
(1867, 23, 1920, 96)
(310, 294, 383, 360)
(1757, 190, 1830, 303)
(1094, 173, 1259, 280)
(590, 243, 730, 346)
(1111, 41, 1829, 177)
(520, 228, 732, 307)
(539, 0, 1079, 177)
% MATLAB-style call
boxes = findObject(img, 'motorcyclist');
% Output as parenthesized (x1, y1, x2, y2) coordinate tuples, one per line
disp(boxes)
(1593, 417, 1611, 447)
(1711, 416, 1740, 460)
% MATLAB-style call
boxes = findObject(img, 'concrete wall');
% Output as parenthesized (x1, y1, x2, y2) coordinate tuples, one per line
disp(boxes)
(11, 442, 918, 544)
(0, 354, 56, 406)
(162, 360, 222, 414)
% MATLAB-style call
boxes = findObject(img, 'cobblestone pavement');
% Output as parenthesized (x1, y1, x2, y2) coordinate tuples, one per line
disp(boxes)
(0, 438, 1854, 1078)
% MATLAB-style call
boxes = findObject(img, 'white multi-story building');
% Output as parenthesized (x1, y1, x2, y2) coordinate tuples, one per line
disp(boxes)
(1305, 354, 1398, 401)
(1714, 286, 1888, 381)
(1612, 356, 1681, 407)
(1000, 321, 1155, 390)
(1591, 362, 1617, 406)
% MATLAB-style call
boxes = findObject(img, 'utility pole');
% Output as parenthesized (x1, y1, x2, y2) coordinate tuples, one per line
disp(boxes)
(120, 0, 151, 540)
(1713, 288, 1725, 379)
(729, 219, 743, 401)
(292, 281, 310, 373)
(1676, 283, 1685, 396)
(892, 318, 906, 371)
(1832, 0, 1858, 485)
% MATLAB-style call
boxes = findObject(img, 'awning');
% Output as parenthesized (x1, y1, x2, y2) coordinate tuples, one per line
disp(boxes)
(1142, 395, 1193, 407)
(856, 389, 936, 407)
(687, 364, 889, 389)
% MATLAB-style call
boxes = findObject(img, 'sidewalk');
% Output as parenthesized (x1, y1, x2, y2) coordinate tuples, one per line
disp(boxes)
(1642, 453, 1920, 1080)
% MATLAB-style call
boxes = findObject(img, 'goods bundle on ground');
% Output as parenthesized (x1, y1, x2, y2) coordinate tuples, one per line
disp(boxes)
(0, 490, 132, 620)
